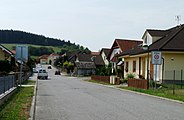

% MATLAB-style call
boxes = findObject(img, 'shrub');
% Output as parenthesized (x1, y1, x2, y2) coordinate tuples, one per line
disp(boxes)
(126, 73, 135, 79)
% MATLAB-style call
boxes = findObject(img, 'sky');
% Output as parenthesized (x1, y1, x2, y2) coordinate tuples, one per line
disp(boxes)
(0, 0, 184, 51)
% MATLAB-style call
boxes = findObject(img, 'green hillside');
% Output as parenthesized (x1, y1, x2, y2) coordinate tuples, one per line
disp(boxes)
(2, 44, 61, 53)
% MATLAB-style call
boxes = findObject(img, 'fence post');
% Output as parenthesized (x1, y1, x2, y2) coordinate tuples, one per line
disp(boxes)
(181, 69, 183, 89)
(3, 77, 6, 93)
(173, 70, 175, 95)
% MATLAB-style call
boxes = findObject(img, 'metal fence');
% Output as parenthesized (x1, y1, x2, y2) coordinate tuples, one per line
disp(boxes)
(161, 70, 183, 95)
(163, 70, 184, 86)
(0, 75, 15, 95)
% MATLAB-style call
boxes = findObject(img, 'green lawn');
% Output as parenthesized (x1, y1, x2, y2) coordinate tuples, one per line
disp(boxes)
(119, 86, 184, 102)
(0, 80, 35, 120)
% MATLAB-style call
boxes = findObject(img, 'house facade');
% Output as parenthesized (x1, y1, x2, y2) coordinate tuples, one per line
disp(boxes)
(119, 24, 184, 83)
(108, 39, 142, 73)
(0, 44, 14, 61)
(38, 55, 49, 64)
(100, 48, 111, 66)
(47, 53, 60, 65)
(73, 53, 104, 75)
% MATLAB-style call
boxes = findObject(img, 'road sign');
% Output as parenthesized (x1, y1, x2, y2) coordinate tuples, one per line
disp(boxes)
(16, 45, 28, 61)
(152, 51, 162, 65)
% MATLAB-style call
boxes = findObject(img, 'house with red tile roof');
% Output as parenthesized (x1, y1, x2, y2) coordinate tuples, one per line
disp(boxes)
(119, 24, 184, 84)
(47, 53, 60, 65)
(38, 55, 49, 64)
(108, 39, 142, 74)
(0, 44, 17, 74)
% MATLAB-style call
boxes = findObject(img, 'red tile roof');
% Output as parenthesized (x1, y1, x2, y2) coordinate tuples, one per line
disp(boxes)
(91, 52, 100, 56)
(108, 39, 143, 60)
(38, 55, 49, 59)
(114, 39, 143, 52)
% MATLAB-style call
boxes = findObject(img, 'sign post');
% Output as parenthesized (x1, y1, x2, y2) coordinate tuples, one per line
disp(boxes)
(16, 45, 28, 86)
(152, 51, 162, 89)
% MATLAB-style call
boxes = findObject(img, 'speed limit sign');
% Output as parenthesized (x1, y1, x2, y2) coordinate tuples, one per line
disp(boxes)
(152, 51, 162, 65)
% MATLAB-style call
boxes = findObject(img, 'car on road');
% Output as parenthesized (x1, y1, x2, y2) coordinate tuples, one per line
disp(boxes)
(33, 68, 38, 73)
(48, 65, 52, 69)
(55, 70, 61, 75)
(37, 68, 48, 79)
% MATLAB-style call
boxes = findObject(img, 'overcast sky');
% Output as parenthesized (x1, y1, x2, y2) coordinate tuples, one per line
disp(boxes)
(1, 0, 184, 51)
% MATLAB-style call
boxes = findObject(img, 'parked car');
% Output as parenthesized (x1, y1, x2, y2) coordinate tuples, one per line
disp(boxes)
(48, 65, 52, 69)
(37, 68, 48, 79)
(33, 68, 38, 73)
(55, 70, 61, 75)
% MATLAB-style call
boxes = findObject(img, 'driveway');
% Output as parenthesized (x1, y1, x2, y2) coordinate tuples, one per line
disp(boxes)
(35, 65, 184, 120)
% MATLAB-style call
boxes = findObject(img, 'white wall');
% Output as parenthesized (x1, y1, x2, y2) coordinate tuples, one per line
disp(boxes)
(142, 32, 152, 46)
(110, 48, 121, 60)
(101, 51, 109, 66)
(124, 57, 140, 79)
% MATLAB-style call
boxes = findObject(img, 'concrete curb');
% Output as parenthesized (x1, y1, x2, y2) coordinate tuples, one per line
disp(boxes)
(29, 79, 38, 120)
(86, 81, 184, 105)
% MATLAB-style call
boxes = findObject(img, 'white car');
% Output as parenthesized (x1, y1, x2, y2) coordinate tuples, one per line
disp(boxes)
(37, 68, 48, 79)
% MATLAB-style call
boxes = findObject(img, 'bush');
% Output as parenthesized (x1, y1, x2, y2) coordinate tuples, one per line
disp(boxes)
(126, 73, 135, 79)
(95, 65, 112, 76)
(121, 73, 135, 83)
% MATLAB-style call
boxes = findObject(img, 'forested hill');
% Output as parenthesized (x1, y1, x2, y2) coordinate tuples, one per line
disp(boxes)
(0, 30, 71, 46)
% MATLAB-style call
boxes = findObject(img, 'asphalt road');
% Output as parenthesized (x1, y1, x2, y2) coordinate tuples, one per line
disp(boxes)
(35, 65, 184, 120)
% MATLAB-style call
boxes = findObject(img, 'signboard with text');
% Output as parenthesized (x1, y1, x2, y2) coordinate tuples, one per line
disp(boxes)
(152, 51, 162, 65)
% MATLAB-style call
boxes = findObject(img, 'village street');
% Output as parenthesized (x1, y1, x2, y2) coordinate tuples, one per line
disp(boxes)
(33, 65, 184, 120)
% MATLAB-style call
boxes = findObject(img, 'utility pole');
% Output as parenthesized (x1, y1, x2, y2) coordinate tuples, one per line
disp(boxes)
(175, 15, 181, 25)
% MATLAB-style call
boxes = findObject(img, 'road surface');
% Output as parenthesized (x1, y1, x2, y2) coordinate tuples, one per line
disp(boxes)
(34, 65, 184, 120)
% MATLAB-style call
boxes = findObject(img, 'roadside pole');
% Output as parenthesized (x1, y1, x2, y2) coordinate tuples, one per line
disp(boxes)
(155, 65, 157, 89)
(16, 45, 28, 86)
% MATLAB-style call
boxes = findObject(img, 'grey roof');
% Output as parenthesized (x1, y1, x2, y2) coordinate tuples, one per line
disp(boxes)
(147, 29, 169, 37)
(119, 24, 184, 57)
(149, 24, 184, 51)
(77, 54, 105, 66)
(100, 48, 111, 57)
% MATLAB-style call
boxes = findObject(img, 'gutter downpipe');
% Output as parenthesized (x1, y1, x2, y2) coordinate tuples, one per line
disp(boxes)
(162, 57, 164, 84)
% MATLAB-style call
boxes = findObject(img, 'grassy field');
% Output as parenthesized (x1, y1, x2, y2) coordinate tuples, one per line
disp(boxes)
(2, 44, 61, 53)
(0, 80, 35, 120)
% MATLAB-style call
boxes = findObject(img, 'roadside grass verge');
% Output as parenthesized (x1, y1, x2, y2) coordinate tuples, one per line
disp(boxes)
(119, 86, 184, 102)
(22, 80, 36, 85)
(0, 80, 35, 120)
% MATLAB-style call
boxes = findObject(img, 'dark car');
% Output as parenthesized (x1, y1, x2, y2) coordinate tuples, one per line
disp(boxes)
(48, 65, 52, 69)
(55, 70, 61, 75)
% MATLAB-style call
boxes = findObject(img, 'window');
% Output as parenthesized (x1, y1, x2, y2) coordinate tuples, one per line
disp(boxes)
(144, 36, 147, 44)
(125, 62, 129, 72)
(133, 61, 136, 72)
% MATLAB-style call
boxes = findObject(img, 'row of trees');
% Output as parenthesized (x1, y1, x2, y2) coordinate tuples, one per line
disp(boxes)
(0, 30, 68, 46)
